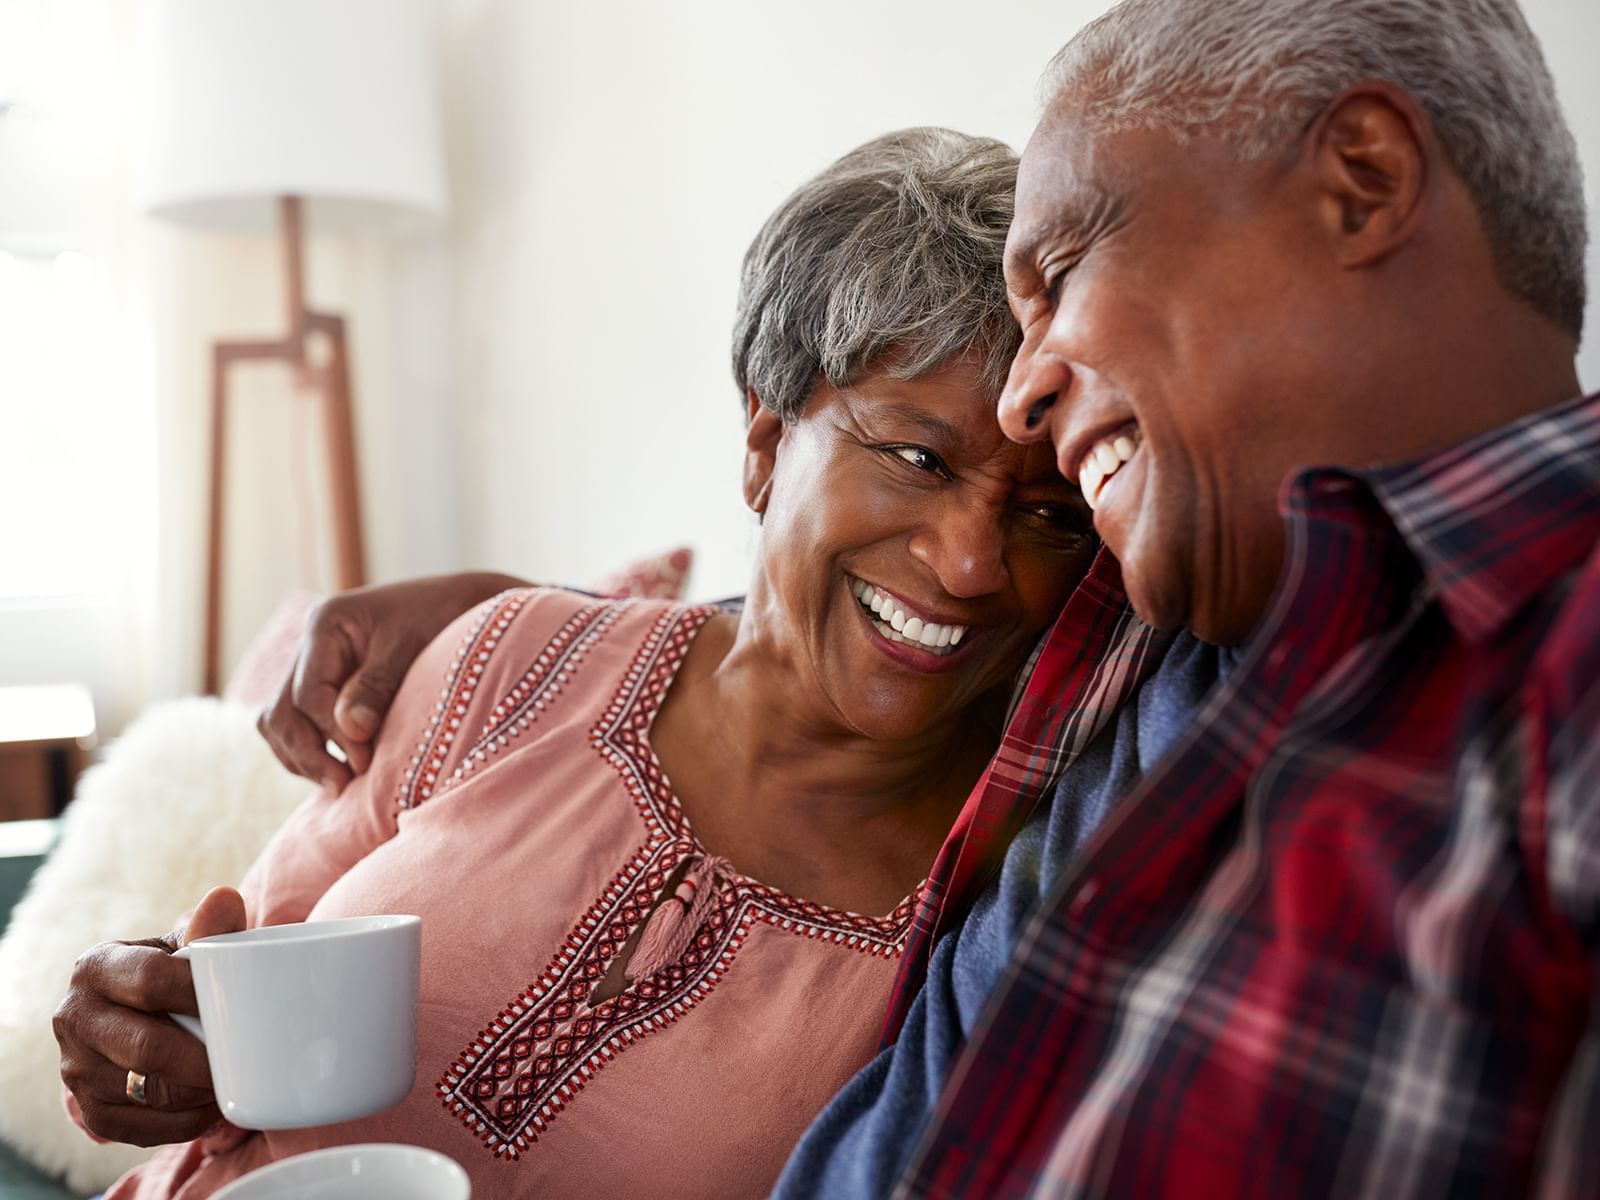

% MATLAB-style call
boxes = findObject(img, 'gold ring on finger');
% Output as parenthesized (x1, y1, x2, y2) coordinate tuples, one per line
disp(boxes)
(125, 1069, 149, 1105)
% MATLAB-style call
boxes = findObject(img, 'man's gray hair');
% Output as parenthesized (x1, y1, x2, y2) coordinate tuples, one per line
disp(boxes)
(1045, 0, 1587, 339)
(732, 128, 1020, 423)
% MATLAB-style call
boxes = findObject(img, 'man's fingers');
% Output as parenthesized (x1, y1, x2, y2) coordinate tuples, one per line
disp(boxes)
(257, 595, 369, 787)
(258, 695, 351, 790)
(337, 731, 372, 777)
(290, 611, 359, 743)
(333, 657, 407, 750)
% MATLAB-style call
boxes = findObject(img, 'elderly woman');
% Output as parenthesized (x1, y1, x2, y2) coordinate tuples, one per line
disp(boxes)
(55, 128, 1094, 1199)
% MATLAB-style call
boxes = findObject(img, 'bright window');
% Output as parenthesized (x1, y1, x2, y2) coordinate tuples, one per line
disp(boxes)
(0, 0, 143, 602)
(0, 249, 142, 599)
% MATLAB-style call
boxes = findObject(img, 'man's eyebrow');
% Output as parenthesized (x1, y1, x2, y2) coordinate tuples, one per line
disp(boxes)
(1005, 225, 1057, 278)
(1006, 188, 1124, 278)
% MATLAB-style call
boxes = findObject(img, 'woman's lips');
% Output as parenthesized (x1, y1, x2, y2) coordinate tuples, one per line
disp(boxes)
(849, 577, 969, 654)
(851, 600, 978, 674)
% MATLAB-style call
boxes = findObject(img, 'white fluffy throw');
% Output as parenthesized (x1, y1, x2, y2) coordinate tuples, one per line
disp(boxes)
(0, 698, 314, 1194)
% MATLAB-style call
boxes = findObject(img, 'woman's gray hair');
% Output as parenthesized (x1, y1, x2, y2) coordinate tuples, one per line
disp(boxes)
(1045, 0, 1587, 339)
(732, 128, 1020, 423)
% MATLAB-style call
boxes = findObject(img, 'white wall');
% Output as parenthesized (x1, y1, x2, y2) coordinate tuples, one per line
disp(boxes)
(84, 0, 1600, 707)
(436, 0, 1120, 600)
(1530, 0, 1600, 392)
(432, 0, 1600, 604)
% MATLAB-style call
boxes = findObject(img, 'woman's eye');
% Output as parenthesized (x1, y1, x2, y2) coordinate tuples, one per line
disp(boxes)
(887, 445, 948, 476)
(1024, 502, 1093, 538)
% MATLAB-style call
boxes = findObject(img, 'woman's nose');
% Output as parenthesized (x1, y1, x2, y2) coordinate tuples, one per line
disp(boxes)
(908, 504, 1010, 600)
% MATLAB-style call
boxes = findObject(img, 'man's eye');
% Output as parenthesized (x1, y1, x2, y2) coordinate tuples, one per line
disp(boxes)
(886, 445, 949, 476)
(1036, 254, 1088, 305)
(1044, 264, 1075, 304)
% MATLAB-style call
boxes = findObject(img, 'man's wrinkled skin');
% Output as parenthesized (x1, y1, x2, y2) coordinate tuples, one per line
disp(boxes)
(259, 572, 526, 788)
(996, 83, 1580, 643)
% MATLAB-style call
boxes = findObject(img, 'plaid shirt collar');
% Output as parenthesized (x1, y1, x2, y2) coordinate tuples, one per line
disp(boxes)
(881, 546, 1172, 1044)
(1348, 389, 1600, 643)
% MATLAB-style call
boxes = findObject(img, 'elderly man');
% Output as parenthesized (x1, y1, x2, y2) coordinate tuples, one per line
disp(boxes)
(265, 0, 1597, 1196)
(814, 0, 1596, 1195)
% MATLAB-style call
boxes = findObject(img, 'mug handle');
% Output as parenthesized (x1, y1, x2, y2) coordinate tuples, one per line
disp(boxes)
(165, 945, 206, 1044)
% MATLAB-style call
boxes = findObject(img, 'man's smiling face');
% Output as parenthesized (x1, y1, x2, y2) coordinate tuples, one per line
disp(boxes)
(996, 97, 1344, 645)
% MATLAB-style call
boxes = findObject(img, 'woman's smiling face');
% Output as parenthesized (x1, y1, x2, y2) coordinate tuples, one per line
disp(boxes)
(745, 356, 1097, 743)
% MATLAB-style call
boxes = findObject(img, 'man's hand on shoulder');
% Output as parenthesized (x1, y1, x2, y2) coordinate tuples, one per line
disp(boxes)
(259, 572, 529, 788)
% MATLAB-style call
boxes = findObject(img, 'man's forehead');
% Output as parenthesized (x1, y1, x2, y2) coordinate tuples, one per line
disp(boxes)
(1009, 102, 1116, 261)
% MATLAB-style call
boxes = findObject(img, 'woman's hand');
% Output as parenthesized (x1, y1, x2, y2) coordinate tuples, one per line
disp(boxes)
(259, 572, 529, 788)
(53, 887, 246, 1147)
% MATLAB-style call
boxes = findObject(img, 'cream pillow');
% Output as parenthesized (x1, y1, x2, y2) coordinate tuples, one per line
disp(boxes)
(0, 698, 313, 1194)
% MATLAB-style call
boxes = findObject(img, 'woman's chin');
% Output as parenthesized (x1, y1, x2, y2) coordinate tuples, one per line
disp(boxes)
(835, 664, 1009, 744)
(833, 684, 959, 744)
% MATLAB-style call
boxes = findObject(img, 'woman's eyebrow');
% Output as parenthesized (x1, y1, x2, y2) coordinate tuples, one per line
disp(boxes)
(869, 402, 964, 445)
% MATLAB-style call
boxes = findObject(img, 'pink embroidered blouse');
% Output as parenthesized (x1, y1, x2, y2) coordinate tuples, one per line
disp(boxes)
(104, 589, 921, 1199)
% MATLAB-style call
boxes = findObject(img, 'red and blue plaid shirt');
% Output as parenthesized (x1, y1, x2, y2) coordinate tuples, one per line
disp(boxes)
(885, 391, 1600, 1199)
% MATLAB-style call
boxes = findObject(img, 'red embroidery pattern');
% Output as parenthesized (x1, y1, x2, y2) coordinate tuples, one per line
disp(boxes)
(398, 592, 613, 812)
(436, 602, 923, 1160)
(446, 604, 618, 793)
(590, 605, 714, 839)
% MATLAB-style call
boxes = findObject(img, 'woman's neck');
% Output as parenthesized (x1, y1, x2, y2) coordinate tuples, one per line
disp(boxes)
(649, 600, 1005, 912)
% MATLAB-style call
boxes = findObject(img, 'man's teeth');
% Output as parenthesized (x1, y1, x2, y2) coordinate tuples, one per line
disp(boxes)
(850, 579, 967, 654)
(1079, 425, 1142, 511)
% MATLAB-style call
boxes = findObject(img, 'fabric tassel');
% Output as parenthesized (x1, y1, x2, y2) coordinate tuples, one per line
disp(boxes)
(626, 854, 733, 981)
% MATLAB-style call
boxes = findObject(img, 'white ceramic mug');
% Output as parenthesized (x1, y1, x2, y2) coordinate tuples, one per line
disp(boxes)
(211, 1143, 470, 1199)
(170, 914, 421, 1130)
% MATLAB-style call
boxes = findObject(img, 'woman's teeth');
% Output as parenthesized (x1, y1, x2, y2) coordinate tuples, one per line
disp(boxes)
(1079, 425, 1142, 511)
(850, 579, 967, 655)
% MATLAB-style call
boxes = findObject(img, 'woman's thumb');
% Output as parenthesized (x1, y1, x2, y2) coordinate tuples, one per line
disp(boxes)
(181, 886, 248, 946)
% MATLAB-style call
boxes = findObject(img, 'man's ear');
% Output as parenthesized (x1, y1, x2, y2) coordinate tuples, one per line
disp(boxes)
(1307, 83, 1431, 267)
(743, 389, 782, 515)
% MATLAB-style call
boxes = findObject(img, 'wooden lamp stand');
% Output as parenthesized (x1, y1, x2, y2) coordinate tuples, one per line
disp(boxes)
(202, 195, 367, 694)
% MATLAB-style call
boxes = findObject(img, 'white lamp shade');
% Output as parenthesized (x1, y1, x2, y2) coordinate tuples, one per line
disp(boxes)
(138, 0, 447, 236)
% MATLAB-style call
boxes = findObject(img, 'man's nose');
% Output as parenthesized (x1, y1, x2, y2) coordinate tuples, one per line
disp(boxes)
(908, 502, 1011, 600)
(997, 347, 1071, 447)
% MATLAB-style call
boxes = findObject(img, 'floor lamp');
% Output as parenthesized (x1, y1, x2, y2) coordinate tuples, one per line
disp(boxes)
(137, 0, 447, 694)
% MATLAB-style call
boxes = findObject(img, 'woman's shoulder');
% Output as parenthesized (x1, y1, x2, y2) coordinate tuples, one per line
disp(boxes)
(461, 585, 707, 657)
(415, 586, 715, 717)
(389, 587, 713, 809)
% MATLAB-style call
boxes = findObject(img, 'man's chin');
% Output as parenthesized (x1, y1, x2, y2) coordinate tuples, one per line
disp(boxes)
(1120, 566, 1191, 634)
